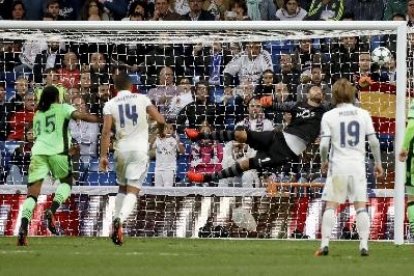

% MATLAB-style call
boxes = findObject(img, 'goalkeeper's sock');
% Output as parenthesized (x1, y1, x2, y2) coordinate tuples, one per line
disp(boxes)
(200, 130, 235, 142)
(51, 183, 71, 214)
(118, 193, 137, 224)
(114, 193, 126, 219)
(320, 208, 335, 248)
(21, 196, 37, 229)
(356, 208, 370, 250)
(205, 163, 244, 182)
(407, 202, 414, 236)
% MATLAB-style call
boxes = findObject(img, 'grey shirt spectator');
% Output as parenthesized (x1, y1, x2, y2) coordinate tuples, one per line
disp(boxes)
(345, 0, 384, 20)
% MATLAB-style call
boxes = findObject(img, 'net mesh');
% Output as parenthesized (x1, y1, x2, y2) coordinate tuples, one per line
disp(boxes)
(0, 25, 409, 240)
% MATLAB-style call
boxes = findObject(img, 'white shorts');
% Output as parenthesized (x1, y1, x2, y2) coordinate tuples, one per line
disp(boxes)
(154, 170, 175, 187)
(115, 150, 148, 188)
(322, 165, 367, 204)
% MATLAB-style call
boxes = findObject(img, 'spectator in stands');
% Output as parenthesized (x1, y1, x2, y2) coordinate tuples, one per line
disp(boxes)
(407, 0, 414, 26)
(69, 95, 100, 182)
(151, 0, 182, 20)
(0, 83, 10, 140)
(306, 0, 345, 21)
(275, 53, 301, 100)
(168, 77, 194, 117)
(275, 0, 307, 21)
(385, 53, 397, 84)
(78, 71, 93, 102)
(183, 0, 215, 20)
(292, 39, 326, 75)
(219, 140, 260, 187)
(383, 0, 407, 21)
(33, 35, 66, 84)
(8, 126, 34, 184)
(90, 83, 111, 116)
(11, 1, 26, 20)
(10, 76, 29, 111)
(42, 12, 56, 21)
(80, 0, 111, 20)
(101, 0, 129, 20)
(122, 0, 148, 20)
(59, 51, 80, 89)
(151, 122, 185, 187)
(254, 69, 276, 98)
(202, 0, 229, 20)
(88, 52, 110, 87)
(225, 0, 250, 20)
(224, 41, 273, 86)
(296, 64, 331, 105)
(7, 93, 35, 141)
(0, 40, 21, 75)
(45, 0, 64, 20)
(236, 96, 274, 131)
(33, 68, 68, 104)
(355, 52, 389, 87)
(344, 0, 383, 20)
(188, 122, 223, 186)
(330, 36, 366, 83)
(147, 66, 179, 115)
(176, 80, 225, 133)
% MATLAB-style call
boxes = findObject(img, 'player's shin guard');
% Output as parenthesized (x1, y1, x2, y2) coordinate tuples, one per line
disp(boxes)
(321, 208, 335, 248)
(51, 183, 71, 214)
(21, 195, 37, 229)
(114, 193, 126, 219)
(407, 202, 414, 237)
(205, 162, 244, 182)
(356, 208, 370, 250)
(118, 193, 137, 224)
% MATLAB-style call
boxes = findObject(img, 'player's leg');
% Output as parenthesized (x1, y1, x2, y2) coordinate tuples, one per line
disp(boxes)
(315, 201, 338, 256)
(18, 155, 49, 246)
(407, 195, 414, 242)
(315, 175, 346, 256)
(188, 151, 274, 183)
(352, 172, 370, 256)
(45, 155, 73, 235)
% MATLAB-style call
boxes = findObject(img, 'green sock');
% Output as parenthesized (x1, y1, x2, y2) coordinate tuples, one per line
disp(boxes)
(21, 196, 37, 228)
(408, 202, 414, 234)
(51, 183, 71, 214)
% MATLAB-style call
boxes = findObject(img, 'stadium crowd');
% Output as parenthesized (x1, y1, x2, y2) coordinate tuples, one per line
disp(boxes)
(0, 0, 411, 187)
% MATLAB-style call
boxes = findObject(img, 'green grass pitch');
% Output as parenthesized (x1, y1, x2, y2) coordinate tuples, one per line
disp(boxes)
(0, 237, 413, 276)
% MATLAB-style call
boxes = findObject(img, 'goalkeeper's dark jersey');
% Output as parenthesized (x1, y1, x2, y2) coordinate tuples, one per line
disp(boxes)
(274, 102, 328, 144)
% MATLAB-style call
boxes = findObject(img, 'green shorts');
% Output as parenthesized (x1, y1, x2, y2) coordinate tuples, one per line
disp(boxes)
(28, 155, 72, 184)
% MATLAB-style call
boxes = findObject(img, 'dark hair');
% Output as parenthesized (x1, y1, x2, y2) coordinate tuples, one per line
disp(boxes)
(283, 0, 299, 9)
(11, 1, 26, 19)
(46, 0, 60, 8)
(42, 12, 55, 20)
(113, 72, 132, 91)
(128, 0, 147, 19)
(37, 85, 59, 112)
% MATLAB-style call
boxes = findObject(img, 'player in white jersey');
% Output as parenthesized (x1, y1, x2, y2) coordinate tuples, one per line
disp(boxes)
(152, 122, 185, 187)
(99, 73, 165, 245)
(315, 78, 383, 257)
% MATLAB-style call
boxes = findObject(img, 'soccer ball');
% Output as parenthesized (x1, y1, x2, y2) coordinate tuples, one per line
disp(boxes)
(371, 47, 392, 66)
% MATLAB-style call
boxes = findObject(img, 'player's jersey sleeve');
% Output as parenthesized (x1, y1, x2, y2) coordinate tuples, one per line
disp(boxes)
(408, 99, 414, 119)
(102, 100, 113, 116)
(63, 103, 76, 120)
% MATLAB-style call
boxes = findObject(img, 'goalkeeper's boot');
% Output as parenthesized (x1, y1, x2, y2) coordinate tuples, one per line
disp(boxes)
(111, 218, 123, 246)
(185, 128, 200, 142)
(360, 248, 369, 257)
(17, 225, 28, 246)
(314, 246, 329, 256)
(187, 171, 206, 183)
(44, 209, 58, 235)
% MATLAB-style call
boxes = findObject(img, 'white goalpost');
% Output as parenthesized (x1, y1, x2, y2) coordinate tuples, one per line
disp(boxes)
(0, 21, 408, 244)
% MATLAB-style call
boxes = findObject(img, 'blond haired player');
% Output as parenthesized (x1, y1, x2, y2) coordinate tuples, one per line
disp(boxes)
(99, 73, 165, 245)
(315, 78, 383, 257)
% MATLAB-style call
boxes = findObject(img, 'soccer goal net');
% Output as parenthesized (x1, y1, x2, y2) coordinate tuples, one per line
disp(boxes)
(0, 21, 408, 244)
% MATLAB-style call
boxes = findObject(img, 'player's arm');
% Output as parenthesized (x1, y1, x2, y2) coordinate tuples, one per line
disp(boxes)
(99, 114, 113, 172)
(147, 104, 166, 137)
(366, 114, 383, 177)
(71, 111, 102, 123)
(319, 115, 331, 174)
(260, 97, 296, 112)
(399, 119, 414, 161)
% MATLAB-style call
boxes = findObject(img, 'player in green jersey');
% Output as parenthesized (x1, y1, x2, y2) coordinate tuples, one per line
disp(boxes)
(17, 85, 101, 246)
(399, 99, 414, 242)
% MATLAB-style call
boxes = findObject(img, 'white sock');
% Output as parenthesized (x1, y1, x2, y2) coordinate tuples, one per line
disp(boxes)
(356, 208, 370, 250)
(113, 193, 126, 219)
(118, 193, 137, 224)
(321, 208, 335, 248)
